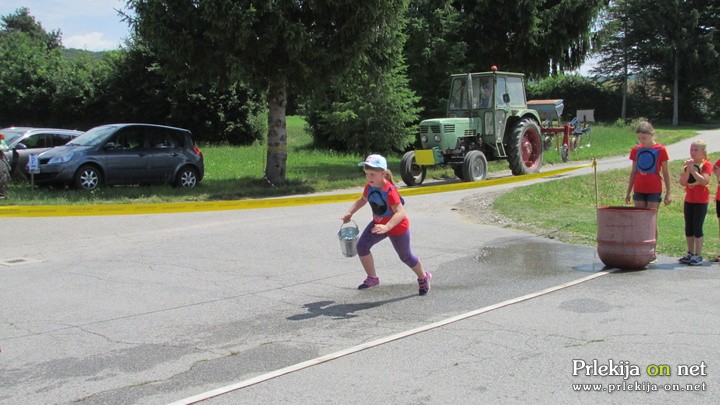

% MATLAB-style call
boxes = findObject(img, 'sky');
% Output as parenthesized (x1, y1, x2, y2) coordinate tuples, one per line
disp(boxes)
(0, 0, 132, 51)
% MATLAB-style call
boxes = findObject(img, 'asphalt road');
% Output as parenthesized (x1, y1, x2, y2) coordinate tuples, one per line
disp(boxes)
(1, 130, 719, 405)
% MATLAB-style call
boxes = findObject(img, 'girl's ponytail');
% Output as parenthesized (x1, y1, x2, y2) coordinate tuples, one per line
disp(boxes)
(385, 170, 396, 185)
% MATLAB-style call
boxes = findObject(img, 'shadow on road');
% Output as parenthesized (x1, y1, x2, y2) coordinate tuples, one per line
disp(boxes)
(287, 295, 416, 320)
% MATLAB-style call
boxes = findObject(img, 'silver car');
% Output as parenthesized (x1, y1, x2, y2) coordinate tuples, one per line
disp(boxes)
(36, 123, 204, 189)
(0, 127, 84, 181)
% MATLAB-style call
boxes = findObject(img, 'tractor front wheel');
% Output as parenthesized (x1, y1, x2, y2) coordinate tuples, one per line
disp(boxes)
(462, 150, 488, 182)
(506, 118, 543, 175)
(400, 151, 426, 186)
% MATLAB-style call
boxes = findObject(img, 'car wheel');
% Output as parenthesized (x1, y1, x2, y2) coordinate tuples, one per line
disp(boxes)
(74, 165, 102, 190)
(175, 166, 198, 188)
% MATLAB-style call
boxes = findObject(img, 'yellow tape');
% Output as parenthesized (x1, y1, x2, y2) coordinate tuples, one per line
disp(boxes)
(0, 164, 590, 217)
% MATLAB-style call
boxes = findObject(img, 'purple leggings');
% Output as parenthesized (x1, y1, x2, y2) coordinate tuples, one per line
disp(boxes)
(356, 221, 419, 268)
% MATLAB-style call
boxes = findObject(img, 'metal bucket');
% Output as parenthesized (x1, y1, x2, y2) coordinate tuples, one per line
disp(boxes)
(596, 206, 656, 270)
(338, 221, 360, 258)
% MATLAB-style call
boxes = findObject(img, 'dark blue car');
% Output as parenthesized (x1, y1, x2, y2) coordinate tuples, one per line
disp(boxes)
(36, 123, 204, 190)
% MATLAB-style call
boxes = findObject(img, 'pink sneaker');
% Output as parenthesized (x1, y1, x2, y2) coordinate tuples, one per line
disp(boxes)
(418, 271, 432, 295)
(358, 276, 380, 290)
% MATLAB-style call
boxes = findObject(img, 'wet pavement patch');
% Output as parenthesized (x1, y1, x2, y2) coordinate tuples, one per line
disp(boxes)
(558, 298, 618, 313)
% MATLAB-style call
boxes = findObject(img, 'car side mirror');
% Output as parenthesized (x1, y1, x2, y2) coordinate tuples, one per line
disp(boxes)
(15, 143, 27, 150)
(104, 142, 116, 149)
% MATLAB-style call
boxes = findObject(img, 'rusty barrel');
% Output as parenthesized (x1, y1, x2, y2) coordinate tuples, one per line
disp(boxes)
(596, 206, 656, 270)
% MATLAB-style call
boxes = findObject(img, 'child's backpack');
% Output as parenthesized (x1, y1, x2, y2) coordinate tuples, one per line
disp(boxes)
(368, 185, 405, 216)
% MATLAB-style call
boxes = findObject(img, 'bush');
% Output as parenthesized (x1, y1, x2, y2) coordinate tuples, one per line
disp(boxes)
(306, 62, 421, 155)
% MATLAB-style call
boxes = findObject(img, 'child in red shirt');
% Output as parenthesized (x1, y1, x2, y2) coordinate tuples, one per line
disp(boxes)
(679, 140, 712, 265)
(341, 154, 431, 295)
(625, 121, 671, 264)
(712, 154, 720, 262)
(625, 121, 672, 207)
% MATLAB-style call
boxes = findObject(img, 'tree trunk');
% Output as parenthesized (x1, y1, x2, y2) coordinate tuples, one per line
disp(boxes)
(265, 77, 288, 186)
(621, 22, 628, 122)
(672, 51, 679, 126)
(621, 61, 627, 121)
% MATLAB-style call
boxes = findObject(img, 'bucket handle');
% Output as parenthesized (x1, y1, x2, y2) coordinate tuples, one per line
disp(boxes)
(339, 220, 358, 232)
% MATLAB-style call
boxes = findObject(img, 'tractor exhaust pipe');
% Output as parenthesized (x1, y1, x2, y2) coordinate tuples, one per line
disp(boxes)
(466, 72, 473, 120)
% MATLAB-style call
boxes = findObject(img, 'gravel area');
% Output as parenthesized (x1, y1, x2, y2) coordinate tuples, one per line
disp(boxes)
(453, 189, 521, 228)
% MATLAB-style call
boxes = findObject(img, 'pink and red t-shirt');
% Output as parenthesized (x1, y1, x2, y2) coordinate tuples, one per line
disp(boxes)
(629, 143, 669, 193)
(363, 181, 409, 236)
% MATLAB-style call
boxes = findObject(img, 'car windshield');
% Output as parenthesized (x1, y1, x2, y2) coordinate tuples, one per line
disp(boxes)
(448, 76, 493, 110)
(67, 126, 118, 146)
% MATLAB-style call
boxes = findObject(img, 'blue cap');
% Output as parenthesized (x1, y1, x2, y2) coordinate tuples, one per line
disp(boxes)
(358, 154, 387, 170)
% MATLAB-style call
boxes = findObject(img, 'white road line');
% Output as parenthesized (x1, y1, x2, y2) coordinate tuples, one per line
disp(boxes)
(168, 269, 614, 405)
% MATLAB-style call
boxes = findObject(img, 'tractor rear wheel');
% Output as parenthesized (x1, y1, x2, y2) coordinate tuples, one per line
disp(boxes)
(506, 118, 543, 175)
(400, 151, 426, 186)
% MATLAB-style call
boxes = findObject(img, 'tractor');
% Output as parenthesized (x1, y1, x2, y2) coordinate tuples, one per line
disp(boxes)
(400, 67, 589, 186)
